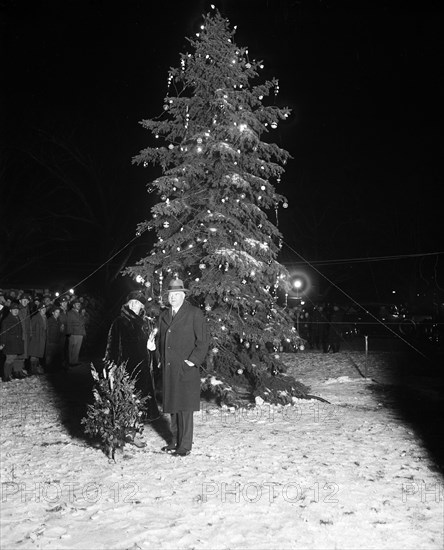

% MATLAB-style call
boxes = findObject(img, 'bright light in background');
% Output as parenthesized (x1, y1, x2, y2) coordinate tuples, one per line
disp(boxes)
(289, 270, 311, 296)
(69, 289, 74, 295)
(293, 279, 303, 290)
(55, 292, 60, 297)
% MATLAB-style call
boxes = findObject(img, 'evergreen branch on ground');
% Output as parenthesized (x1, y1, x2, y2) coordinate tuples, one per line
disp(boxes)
(81, 361, 148, 460)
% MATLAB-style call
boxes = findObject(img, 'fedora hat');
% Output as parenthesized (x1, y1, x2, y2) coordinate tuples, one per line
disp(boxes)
(166, 279, 188, 293)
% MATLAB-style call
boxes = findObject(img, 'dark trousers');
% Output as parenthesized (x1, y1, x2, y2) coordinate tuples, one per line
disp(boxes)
(170, 411, 194, 452)
(45, 343, 63, 371)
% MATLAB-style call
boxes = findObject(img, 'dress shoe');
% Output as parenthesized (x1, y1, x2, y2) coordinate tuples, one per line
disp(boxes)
(161, 445, 177, 454)
(172, 449, 191, 457)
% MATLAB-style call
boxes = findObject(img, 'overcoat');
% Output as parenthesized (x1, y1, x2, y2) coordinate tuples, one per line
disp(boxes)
(28, 313, 47, 358)
(45, 315, 64, 368)
(18, 305, 31, 356)
(46, 316, 63, 346)
(0, 313, 24, 355)
(67, 310, 86, 336)
(58, 309, 68, 336)
(158, 300, 209, 413)
(105, 305, 158, 419)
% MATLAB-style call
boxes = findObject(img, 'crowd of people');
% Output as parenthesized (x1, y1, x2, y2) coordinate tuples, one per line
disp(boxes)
(293, 302, 346, 353)
(1, 281, 210, 458)
(0, 288, 89, 382)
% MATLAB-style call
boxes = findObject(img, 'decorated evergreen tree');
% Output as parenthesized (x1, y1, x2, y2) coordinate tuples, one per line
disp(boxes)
(126, 7, 309, 405)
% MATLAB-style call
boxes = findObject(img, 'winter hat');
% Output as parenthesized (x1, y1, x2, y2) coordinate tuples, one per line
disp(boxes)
(166, 279, 188, 293)
(126, 291, 147, 306)
(10, 301, 20, 310)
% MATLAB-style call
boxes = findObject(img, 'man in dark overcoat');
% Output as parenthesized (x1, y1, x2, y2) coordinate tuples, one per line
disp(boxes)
(149, 278, 209, 457)
(0, 302, 26, 380)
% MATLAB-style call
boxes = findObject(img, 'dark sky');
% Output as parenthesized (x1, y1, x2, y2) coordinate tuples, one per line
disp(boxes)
(1, 0, 442, 301)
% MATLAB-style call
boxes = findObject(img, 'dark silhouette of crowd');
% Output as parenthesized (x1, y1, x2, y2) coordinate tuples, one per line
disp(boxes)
(293, 302, 345, 353)
(0, 288, 89, 382)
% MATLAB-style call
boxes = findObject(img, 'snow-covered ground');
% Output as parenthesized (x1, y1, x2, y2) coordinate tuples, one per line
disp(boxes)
(1, 349, 443, 549)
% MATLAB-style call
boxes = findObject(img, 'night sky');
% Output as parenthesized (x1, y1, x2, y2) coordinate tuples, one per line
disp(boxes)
(1, 0, 442, 304)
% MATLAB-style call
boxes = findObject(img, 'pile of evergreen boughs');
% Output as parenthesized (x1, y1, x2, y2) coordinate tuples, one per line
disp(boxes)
(81, 361, 147, 460)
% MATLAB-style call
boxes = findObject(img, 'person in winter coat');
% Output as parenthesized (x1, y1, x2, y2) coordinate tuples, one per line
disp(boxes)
(0, 299, 7, 376)
(57, 297, 70, 368)
(28, 304, 47, 374)
(148, 278, 209, 457)
(327, 304, 344, 353)
(66, 298, 86, 366)
(45, 306, 64, 372)
(0, 302, 27, 381)
(321, 303, 333, 353)
(311, 305, 324, 351)
(17, 294, 32, 370)
(105, 291, 159, 424)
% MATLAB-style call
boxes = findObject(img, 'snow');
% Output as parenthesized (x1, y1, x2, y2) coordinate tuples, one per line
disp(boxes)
(214, 248, 263, 269)
(244, 238, 269, 251)
(1, 350, 443, 549)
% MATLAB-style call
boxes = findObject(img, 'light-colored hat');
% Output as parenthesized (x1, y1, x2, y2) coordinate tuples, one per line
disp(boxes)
(166, 279, 188, 293)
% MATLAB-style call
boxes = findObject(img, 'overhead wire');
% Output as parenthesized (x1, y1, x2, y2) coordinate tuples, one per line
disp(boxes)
(284, 250, 444, 267)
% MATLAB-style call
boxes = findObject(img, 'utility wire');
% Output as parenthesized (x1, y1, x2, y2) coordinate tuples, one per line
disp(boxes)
(283, 249, 444, 267)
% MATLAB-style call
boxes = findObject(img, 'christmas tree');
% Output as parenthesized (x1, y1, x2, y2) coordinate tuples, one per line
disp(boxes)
(126, 6, 309, 405)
